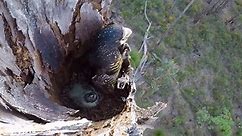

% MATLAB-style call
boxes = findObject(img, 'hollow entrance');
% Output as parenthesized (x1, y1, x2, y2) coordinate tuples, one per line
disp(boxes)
(49, 50, 130, 121)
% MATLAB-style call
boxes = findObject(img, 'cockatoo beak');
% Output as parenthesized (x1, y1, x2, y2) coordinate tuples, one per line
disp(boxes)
(120, 27, 132, 45)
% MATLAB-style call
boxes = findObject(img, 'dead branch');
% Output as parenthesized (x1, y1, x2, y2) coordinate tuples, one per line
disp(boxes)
(134, 0, 151, 82)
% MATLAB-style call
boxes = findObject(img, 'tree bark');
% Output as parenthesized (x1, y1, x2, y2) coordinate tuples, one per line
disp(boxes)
(0, 0, 166, 135)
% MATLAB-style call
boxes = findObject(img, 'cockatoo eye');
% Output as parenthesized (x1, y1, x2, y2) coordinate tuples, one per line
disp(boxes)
(69, 83, 100, 108)
(84, 91, 98, 103)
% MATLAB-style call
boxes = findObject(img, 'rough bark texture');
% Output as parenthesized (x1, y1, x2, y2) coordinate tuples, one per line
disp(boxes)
(0, 0, 166, 135)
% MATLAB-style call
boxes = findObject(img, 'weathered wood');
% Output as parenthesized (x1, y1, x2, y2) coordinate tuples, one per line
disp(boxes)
(0, 0, 166, 135)
(0, 0, 105, 122)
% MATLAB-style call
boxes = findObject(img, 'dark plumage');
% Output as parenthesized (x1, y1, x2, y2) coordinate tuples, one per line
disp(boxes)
(68, 83, 100, 108)
(88, 24, 132, 93)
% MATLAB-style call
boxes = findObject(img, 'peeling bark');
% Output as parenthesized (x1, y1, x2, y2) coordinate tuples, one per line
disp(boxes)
(0, 0, 166, 135)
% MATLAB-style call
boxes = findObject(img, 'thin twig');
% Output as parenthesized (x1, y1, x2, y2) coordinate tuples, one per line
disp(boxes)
(157, 0, 195, 45)
(134, 0, 151, 81)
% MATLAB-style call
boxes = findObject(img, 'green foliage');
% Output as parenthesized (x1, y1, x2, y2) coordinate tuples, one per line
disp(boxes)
(211, 108, 234, 136)
(118, 0, 242, 135)
(135, 53, 179, 108)
(154, 57, 179, 79)
(188, 0, 203, 16)
(234, 0, 242, 15)
(176, 71, 187, 82)
(130, 50, 141, 68)
(181, 88, 203, 110)
(174, 116, 185, 125)
(120, 0, 144, 18)
(196, 107, 211, 125)
(196, 108, 234, 136)
(237, 128, 242, 136)
(212, 74, 233, 109)
(154, 129, 165, 136)
(235, 0, 242, 6)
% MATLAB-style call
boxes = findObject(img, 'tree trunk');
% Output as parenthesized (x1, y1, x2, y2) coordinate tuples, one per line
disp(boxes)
(0, 0, 166, 135)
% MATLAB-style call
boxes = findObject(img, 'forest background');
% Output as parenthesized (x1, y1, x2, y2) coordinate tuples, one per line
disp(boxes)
(113, 0, 242, 136)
